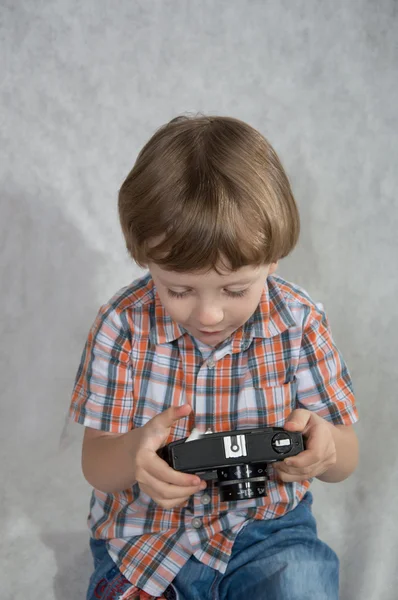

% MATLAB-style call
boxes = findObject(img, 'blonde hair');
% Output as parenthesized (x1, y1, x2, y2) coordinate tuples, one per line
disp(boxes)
(118, 115, 299, 273)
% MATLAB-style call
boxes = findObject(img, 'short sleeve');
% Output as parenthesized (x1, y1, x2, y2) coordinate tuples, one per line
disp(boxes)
(296, 307, 359, 426)
(69, 305, 134, 433)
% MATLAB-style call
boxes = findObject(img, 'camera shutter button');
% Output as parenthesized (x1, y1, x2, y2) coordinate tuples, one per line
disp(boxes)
(191, 517, 203, 529)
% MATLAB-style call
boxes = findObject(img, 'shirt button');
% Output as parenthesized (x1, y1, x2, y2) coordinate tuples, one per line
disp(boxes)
(207, 358, 215, 368)
(191, 517, 203, 529)
(201, 493, 211, 505)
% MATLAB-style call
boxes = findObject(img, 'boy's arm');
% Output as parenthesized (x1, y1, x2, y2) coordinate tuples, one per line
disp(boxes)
(82, 405, 206, 506)
(316, 422, 359, 483)
(71, 308, 204, 505)
(274, 305, 359, 484)
(82, 426, 140, 493)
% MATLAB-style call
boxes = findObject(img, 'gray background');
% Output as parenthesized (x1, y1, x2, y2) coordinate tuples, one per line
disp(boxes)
(1, 1, 397, 598)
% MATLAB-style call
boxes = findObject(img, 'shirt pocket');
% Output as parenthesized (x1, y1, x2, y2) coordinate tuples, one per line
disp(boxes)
(238, 380, 297, 428)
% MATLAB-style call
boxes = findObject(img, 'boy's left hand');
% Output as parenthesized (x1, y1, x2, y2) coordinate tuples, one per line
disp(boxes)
(274, 409, 337, 482)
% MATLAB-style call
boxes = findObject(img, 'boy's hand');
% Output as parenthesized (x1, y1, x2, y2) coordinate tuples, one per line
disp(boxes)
(133, 404, 207, 509)
(273, 409, 337, 482)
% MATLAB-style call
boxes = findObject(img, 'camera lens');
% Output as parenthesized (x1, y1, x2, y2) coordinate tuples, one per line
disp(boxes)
(217, 463, 268, 501)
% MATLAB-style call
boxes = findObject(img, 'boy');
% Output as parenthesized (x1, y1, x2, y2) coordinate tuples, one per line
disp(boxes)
(70, 115, 359, 600)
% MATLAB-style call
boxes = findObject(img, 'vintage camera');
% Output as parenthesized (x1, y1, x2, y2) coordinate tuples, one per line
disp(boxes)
(158, 426, 304, 502)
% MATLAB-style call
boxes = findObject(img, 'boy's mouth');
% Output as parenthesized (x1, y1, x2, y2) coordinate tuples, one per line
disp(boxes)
(197, 329, 227, 341)
(199, 329, 224, 335)
(200, 330, 222, 334)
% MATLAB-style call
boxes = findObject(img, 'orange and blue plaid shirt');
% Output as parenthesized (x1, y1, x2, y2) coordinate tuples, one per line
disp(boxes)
(70, 273, 358, 597)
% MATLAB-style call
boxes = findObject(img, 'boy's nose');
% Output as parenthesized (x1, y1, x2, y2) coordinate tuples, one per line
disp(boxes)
(196, 306, 224, 328)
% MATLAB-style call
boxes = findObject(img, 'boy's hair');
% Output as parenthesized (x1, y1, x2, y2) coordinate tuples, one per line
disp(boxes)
(118, 115, 300, 273)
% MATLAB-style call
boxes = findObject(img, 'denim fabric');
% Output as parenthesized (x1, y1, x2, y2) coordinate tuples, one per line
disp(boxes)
(87, 492, 339, 600)
(87, 537, 136, 599)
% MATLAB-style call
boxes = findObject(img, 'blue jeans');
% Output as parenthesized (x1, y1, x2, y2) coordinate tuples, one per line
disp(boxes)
(87, 492, 339, 599)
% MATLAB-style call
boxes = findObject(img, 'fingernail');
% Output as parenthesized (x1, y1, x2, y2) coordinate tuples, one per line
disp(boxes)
(200, 481, 207, 489)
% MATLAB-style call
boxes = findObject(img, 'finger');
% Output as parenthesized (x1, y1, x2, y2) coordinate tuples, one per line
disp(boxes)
(291, 422, 336, 468)
(283, 409, 311, 432)
(139, 452, 204, 487)
(274, 460, 318, 478)
(150, 404, 192, 432)
(282, 449, 322, 469)
(142, 404, 192, 450)
(140, 472, 205, 501)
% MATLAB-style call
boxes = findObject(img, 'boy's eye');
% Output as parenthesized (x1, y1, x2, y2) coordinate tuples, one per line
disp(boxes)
(167, 289, 190, 298)
(167, 289, 248, 299)
(225, 289, 247, 298)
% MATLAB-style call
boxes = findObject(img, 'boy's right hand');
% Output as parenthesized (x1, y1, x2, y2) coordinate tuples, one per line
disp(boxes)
(132, 404, 207, 509)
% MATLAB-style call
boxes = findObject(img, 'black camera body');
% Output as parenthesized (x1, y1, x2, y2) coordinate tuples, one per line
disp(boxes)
(158, 427, 304, 502)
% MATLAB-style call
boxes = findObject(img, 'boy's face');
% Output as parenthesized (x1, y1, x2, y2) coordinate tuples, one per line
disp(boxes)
(149, 261, 277, 347)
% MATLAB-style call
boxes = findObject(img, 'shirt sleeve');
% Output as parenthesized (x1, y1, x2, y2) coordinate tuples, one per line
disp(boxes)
(69, 305, 134, 433)
(296, 306, 359, 426)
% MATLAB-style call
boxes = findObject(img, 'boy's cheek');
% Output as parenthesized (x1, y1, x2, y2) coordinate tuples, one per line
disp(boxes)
(161, 301, 190, 325)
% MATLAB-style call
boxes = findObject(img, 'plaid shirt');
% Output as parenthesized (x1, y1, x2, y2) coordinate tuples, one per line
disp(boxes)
(70, 273, 358, 597)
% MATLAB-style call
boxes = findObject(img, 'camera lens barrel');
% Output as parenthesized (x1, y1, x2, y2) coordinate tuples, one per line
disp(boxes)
(217, 463, 268, 501)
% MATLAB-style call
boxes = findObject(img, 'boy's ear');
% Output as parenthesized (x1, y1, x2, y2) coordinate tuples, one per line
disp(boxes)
(269, 262, 278, 275)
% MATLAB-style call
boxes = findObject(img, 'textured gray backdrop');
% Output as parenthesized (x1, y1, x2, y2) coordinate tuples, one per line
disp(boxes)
(1, 1, 398, 599)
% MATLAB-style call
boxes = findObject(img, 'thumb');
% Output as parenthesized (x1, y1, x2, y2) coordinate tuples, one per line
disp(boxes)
(142, 404, 192, 450)
(283, 409, 311, 433)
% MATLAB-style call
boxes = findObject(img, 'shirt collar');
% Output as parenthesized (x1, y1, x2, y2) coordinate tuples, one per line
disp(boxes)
(150, 275, 296, 347)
